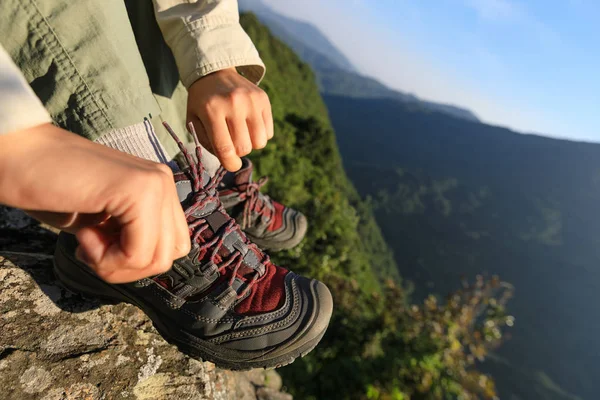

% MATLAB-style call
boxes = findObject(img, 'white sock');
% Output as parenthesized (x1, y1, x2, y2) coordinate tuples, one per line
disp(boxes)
(96, 119, 222, 177)
(95, 120, 170, 164)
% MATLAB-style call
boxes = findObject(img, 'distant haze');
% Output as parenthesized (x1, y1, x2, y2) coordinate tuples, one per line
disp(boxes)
(257, 0, 600, 142)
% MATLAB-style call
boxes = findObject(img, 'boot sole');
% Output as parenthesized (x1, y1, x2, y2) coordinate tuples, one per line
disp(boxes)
(53, 242, 329, 371)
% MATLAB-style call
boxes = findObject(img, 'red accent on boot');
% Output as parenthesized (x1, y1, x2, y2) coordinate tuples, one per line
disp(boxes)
(267, 201, 285, 232)
(235, 264, 288, 314)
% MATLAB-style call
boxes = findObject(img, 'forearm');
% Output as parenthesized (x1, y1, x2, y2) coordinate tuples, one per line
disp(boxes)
(0, 46, 59, 208)
(0, 124, 152, 213)
(0, 125, 94, 211)
(0, 126, 52, 209)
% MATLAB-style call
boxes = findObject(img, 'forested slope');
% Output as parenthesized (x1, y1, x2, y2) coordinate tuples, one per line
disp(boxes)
(240, 14, 512, 399)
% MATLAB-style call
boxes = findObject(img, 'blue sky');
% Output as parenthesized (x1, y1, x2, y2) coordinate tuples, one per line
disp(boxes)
(261, 0, 600, 142)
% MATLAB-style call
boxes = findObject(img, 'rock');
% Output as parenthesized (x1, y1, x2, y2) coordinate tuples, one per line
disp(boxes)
(0, 207, 292, 400)
(256, 388, 293, 400)
(245, 369, 283, 391)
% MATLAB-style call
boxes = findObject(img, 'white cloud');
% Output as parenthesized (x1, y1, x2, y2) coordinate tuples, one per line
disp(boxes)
(466, 0, 521, 21)
(465, 0, 561, 48)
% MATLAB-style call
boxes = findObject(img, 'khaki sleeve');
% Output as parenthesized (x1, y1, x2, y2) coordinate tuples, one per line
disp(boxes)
(152, 0, 265, 88)
(0, 44, 52, 135)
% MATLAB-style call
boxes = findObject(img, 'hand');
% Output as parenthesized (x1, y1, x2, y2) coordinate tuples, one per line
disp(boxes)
(187, 67, 274, 171)
(0, 123, 191, 283)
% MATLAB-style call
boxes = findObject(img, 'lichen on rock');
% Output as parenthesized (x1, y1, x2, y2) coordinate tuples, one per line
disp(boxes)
(0, 206, 291, 399)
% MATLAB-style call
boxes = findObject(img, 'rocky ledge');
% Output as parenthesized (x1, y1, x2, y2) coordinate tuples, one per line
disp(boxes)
(0, 206, 291, 400)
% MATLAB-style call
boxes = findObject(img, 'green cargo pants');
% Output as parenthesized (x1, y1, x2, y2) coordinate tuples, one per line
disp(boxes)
(0, 0, 192, 156)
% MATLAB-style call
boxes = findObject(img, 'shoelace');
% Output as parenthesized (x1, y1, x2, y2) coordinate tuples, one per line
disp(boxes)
(163, 122, 270, 299)
(238, 176, 275, 230)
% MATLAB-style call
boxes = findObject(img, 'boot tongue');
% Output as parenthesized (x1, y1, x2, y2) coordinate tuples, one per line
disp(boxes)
(219, 158, 254, 191)
(174, 169, 212, 203)
(174, 163, 266, 281)
(234, 158, 254, 188)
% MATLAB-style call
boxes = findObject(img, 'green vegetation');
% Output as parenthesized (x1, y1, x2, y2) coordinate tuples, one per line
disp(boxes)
(325, 94, 597, 399)
(240, 14, 513, 399)
(241, 14, 397, 292)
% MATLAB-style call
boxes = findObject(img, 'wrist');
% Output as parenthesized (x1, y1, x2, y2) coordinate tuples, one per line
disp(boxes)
(190, 66, 237, 87)
(0, 124, 50, 206)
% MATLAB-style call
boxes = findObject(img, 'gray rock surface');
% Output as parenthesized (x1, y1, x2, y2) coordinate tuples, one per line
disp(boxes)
(0, 207, 292, 400)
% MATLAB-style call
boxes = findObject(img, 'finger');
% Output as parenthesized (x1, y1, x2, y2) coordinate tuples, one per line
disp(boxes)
(99, 203, 178, 284)
(90, 267, 143, 284)
(25, 210, 77, 229)
(263, 104, 274, 140)
(75, 218, 125, 271)
(95, 260, 180, 284)
(26, 210, 110, 233)
(95, 216, 121, 235)
(227, 116, 253, 157)
(75, 225, 117, 269)
(77, 214, 160, 283)
(67, 212, 111, 231)
(115, 203, 160, 270)
(187, 115, 213, 154)
(171, 189, 191, 259)
(147, 201, 175, 277)
(205, 115, 242, 172)
(96, 190, 190, 283)
(248, 113, 267, 149)
(90, 183, 162, 271)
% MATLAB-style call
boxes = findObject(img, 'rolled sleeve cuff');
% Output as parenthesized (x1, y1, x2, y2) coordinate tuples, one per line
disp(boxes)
(168, 16, 265, 88)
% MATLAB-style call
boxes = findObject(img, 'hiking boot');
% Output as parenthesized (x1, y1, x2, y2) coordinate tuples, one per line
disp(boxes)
(53, 123, 333, 371)
(218, 158, 307, 251)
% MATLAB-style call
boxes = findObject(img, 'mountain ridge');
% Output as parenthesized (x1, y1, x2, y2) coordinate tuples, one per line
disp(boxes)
(239, 0, 357, 73)
(239, 0, 480, 122)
